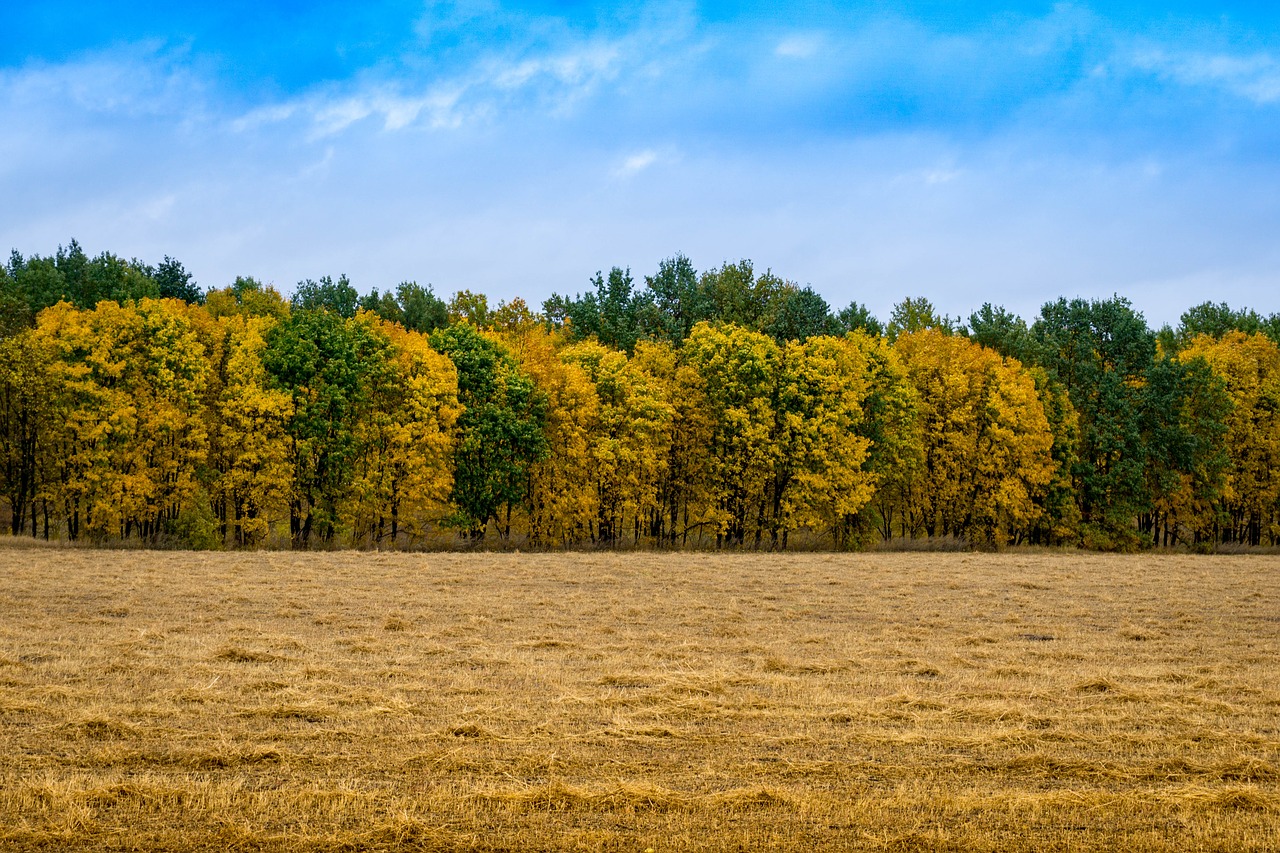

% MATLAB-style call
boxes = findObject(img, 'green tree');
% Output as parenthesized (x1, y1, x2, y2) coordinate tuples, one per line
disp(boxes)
(447, 290, 490, 327)
(643, 254, 706, 344)
(765, 285, 838, 343)
(887, 296, 960, 341)
(968, 303, 1036, 364)
(699, 261, 788, 331)
(264, 308, 390, 546)
(154, 256, 202, 303)
(1139, 354, 1230, 547)
(429, 323, 549, 541)
(1032, 297, 1155, 548)
(835, 301, 884, 337)
(292, 275, 359, 318)
(396, 282, 449, 334)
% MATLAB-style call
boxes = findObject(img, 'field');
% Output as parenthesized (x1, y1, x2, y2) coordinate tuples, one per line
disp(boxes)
(0, 545, 1277, 851)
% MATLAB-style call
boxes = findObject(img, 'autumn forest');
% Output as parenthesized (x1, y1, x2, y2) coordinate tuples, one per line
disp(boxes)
(2, 241, 1279, 552)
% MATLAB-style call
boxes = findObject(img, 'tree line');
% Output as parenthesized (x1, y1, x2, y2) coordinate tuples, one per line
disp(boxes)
(2, 241, 1278, 551)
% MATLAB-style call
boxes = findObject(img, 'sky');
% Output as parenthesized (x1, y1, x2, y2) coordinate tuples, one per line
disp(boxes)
(2, 1, 1279, 327)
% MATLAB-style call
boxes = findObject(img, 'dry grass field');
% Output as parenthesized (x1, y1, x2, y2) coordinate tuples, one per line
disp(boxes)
(0, 543, 1277, 851)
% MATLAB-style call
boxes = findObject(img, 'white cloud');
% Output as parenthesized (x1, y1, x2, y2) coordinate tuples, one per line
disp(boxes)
(1, 45, 204, 118)
(775, 34, 822, 60)
(492, 43, 620, 89)
(226, 40, 626, 140)
(617, 149, 658, 176)
(230, 103, 298, 132)
(922, 168, 962, 185)
(1133, 49, 1280, 105)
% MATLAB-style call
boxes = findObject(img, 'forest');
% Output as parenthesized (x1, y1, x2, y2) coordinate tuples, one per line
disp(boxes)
(2, 240, 1278, 552)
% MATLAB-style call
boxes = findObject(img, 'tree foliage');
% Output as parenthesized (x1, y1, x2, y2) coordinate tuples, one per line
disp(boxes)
(3, 240, 1277, 551)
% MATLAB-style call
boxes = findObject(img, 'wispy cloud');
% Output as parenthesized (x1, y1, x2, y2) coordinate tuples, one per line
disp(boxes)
(1, 43, 204, 118)
(617, 149, 658, 176)
(1132, 48, 1280, 105)
(775, 34, 823, 60)
(230, 40, 627, 139)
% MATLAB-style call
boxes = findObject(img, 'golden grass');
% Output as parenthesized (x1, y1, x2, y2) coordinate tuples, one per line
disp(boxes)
(0, 544, 1277, 851)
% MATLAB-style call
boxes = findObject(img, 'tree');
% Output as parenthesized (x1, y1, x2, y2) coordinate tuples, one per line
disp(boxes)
(968, 303, 1036, 364)
(1138, 354, 1230, 548)
(887, 296, 960, 341)
(680, 322, 781, 547)
(504, 324, 599, 547)
(429, 323, 548, 541)
(292, 275, 359, 318)
(839, 331, 921, 545)
(154, 256, 202, 303)
(359, 281, 450, 335)
(765, 285, 838, 343)
(562, 339, 673, 546)
(1175, 302, 1267, 347)
(894, 330, 1055, 548)
(0, 329, 58, 536)
(1032, 297, 1155, 548)
(448, 290, 490, 327)
(643, 254, 706, 344)
(36, 299, 210, 543)
(630, 339, 716, 547)
(548, 267, 656, 353)
(768, 334, 876, 547)
(1180, 332, 1280, 546)
(396, 282, 449, 334)
(205, 276, 291, 321)
(345, 314, 459, 547)
(1025, 368, 1081, 545)
(264, 308, 389, 546)
(835, 301, 884, 337)
(207, 313, 294, 547)
(699, 261, 788, 331)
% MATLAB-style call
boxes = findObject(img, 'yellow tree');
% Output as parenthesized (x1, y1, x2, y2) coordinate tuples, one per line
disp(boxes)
(894, 330, 1055, 548)
(344, 313, 460, 547)
(562, 339, 674, 546)
(842, 331, 923, 544)
(493, 321, 598, 547)
(0, 329, 60, 537)
(1180, 331, 1280, 545)
(207, 312, 295, 546)
(630, 339, 716, 546)
(37, 299, 209, 542)
(680, 322, 780, 548)
(770, 334, 876, 547)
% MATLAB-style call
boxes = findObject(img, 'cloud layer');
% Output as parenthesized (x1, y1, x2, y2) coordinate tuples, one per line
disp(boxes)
(2, 1, 1279, 325)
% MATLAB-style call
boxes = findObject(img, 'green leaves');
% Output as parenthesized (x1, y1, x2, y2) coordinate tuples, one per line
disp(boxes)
(264, 308, 392, 545)
(430, 322, 549, 540)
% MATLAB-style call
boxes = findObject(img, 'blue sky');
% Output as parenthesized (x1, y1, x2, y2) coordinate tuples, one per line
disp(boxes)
(3, 2, 1279, 326)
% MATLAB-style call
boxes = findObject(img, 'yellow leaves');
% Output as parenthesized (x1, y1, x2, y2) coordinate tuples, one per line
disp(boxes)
(561, 338, 675, 544)
(894, 330, 1055, 547)
(35, 299, 211, 540)
(503, 327, 599, 545)
(1179, 332, 1280, 540)
(210, 312, 294, 546)
(343, 313, 460, 546)
(775, 335, 876, 535)
(680, 324, 879, 546)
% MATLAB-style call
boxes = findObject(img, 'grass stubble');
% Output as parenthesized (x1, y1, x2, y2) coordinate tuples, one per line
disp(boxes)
(0, 544, 1276, 851)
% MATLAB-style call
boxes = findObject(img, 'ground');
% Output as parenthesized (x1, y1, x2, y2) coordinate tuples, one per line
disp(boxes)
(0, 544, 1277, 851)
